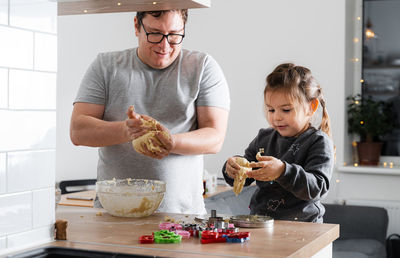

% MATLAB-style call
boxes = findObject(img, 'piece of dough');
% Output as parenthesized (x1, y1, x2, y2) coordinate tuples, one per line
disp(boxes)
(233, 157, 251, 196)
(130, 107, 171, 155)
(256, 148, 264, 160)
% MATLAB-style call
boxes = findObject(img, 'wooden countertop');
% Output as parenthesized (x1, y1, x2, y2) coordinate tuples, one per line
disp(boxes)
(51, 205, 339, 258)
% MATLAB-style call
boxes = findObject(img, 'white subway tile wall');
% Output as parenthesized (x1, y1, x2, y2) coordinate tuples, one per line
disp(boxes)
(0, 68, 8, 108)
(0, 0, 7, 25)
(9, 70, 56, 109)
(0, 237, 5, 249)
(0, 153, 5, 194)
(0, 0, 56, 254)
(0, 192, 32, 236)
(0, 110, 56, 151)
(7, 227, 52, 249)
(33, 188, 55, 228)
(8, 150, 55, 193)
(0, 26, 33, 69)
(10, 0, 57, 33)
(34, 33, 57, 72)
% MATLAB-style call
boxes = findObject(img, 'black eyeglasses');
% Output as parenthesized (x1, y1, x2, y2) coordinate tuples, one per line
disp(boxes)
(140, 21, 185, 45)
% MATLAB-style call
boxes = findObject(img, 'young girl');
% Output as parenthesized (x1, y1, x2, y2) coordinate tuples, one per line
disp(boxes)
(223, 63, 334, 223)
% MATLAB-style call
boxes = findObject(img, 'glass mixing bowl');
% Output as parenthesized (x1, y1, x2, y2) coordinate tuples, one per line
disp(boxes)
(96, 178, 166, 218)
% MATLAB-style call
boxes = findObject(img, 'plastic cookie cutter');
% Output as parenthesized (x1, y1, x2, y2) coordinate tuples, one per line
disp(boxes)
(200, 230, 227, 244)
(220, 227, 238, 237)
(228, 232, 250, 239)
(174, 230, 191, 239)
(139, 235, 154, 244)
(159, 222, 182, 230)
(226, 237, 250, 243)
(201, 230, 219, 239)
(153, 230, 182, 244)
(225, 232, 250, 243)
(201, 237, 227, 244)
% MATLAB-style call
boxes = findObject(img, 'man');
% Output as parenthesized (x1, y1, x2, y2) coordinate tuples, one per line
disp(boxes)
(70, 9, 230, 214)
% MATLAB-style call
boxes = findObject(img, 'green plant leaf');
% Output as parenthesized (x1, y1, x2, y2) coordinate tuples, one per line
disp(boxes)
(346, 94, 395, 142)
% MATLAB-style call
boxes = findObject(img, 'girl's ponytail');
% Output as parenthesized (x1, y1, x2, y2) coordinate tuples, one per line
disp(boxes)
(319, 96, 331, 138)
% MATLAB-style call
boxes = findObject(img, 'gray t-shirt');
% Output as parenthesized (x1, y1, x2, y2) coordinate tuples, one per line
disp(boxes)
(223, 127, 334, 222)
(75, 48, 230, 214)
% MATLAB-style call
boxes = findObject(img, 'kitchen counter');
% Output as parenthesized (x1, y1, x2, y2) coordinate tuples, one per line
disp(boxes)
(46, 205, 339, 258)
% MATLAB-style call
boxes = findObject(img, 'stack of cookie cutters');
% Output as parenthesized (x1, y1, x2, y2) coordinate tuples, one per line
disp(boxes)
(195, 209, 235, 231)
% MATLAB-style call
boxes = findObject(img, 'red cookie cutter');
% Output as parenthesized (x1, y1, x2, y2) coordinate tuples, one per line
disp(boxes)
(139, 235, 154, 244)
(201, 230, 219, 239)
(228, 232, 250, 239)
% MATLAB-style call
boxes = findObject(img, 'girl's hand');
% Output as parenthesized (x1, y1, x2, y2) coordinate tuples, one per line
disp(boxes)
(247, 156, 285, 181)
(224, 157, 242, 179)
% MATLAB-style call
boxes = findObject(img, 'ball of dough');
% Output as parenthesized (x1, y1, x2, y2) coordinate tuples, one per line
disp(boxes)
(132, 118, 170, 156)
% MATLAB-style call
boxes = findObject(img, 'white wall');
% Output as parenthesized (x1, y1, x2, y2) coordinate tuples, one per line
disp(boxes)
(0, 0, 57, 254)
(57, 0, 346, 185)
(57, 12, 135, 181)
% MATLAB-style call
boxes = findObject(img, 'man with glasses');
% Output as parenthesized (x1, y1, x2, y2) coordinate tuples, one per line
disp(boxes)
(70, 9, 230, 214)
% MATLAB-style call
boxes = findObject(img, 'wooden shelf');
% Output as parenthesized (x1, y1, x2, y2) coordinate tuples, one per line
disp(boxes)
(57, 0, 210, 16)
(337, 165, 400, 176)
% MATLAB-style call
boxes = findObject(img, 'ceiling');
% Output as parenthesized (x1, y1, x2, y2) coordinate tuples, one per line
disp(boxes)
(56, 0, 211, 16)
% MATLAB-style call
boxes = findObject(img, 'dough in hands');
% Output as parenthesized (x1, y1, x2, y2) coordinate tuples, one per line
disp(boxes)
(233, 157, 251, 196)
(256, 148, 264, 160)
(131, 114, 170, 156)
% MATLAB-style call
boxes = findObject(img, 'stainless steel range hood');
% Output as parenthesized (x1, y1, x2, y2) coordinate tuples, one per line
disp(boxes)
(56, 0, 211, 16)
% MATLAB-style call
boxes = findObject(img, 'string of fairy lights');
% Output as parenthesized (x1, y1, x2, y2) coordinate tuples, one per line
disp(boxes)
(82, 1, 159, 14)
(343, 7, 397, 170)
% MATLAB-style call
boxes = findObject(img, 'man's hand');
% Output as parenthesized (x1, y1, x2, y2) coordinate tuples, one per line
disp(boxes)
(247, 156, 285, 181)
(125, 106, 147, 139)
(125, 106, 174, 159)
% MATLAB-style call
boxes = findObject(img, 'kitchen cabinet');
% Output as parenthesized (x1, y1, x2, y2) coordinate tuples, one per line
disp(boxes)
(57, 0, 210, 16)
(38, 205, 339, 257)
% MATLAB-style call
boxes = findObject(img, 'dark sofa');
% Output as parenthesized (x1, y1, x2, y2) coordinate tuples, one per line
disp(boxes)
(204, 185, 389, 258)
(324, 203, 388, 258)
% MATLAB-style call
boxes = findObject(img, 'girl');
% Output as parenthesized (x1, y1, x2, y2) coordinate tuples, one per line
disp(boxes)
(223, 63, 334, 223)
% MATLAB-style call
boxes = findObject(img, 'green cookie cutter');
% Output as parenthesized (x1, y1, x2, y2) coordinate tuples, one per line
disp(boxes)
(153, 230, 182, 244)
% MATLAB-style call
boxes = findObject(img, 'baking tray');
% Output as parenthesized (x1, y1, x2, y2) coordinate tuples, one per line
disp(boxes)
(230, 215, 274, 228)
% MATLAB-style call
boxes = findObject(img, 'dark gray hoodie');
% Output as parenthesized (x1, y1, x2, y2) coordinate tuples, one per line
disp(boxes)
(223, 127, 334, 222)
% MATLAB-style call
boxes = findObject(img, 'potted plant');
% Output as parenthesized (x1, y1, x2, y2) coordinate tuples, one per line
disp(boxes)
(347, 94, 396, 165)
